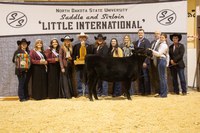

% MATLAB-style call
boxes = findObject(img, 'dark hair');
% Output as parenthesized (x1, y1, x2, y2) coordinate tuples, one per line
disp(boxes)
(138, 29, 144, 32)
(13, 43, 30, 63)
(50, 39, 60, 53)
(94, 38, 106, 48)
(108, 38, 119, 56)
(17, 43, 30, 52)
(160, 33, 169, 45)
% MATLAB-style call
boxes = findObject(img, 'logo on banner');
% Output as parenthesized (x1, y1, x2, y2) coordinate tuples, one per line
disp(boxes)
(6, 11, 27, 28)
(156, 9, 176, 26)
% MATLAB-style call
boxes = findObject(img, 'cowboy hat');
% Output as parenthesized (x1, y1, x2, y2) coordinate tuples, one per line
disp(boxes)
(17, 38, 31, 46)
(94, 34, 107, 40)
(61, 35, 74, 42)
(170, 33, 182, 42)
(77, 32, 88, 38)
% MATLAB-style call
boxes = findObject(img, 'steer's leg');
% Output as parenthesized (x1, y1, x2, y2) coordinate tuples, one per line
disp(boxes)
(125, 81, 132, 100)
(92, 78, 98, 100)
(88, 75, 94, 101)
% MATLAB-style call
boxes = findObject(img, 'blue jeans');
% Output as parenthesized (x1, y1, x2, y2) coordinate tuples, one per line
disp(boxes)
(170, 67, 187, 94)
(129, 82, 134, 95)
(157, 58, 167, 97)
(113, 82, 121, 96)
(17, 73, 28, 100)
(97, 80, 108, 96)
(139, 68, 151, 95)
(76, 70, 88, 96)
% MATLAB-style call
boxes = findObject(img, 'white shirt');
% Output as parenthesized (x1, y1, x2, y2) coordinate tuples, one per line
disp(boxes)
(152, 41, 169, 67)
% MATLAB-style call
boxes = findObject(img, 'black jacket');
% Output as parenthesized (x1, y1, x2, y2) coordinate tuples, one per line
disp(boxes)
(134, 38, 151, 49)
(94, 44, 108, 56)
(169, 43, 185, 68)
(134, 37, 151, 65)
(73, 43, 94, 60)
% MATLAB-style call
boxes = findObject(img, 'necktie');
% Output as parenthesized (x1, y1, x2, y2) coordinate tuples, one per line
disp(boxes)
(151, 40, 157, 50)
(154, 42, 161, 51)
(138, 40, 141, 47)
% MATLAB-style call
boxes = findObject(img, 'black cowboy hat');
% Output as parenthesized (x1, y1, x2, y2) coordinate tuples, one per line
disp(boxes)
(61, 35, 74, 42)
(17, 38, 31, 46)
(94, 34, 107, 40)
(170, 33, 182, 42)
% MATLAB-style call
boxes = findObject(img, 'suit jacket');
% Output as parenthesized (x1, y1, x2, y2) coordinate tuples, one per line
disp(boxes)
(134, 37, 151, 65)
(30, 49, 46, 64)
(134, 37, 151, 49)
(73, 43, 94, 60)
(45, 49, 59, 64)
(169, 43, 185, 68)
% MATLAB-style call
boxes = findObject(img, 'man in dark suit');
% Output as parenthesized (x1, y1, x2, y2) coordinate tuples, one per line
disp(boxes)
(134, 29, 151, 95)
(169, 33, 187, 95)
(73, 32, 93, 97)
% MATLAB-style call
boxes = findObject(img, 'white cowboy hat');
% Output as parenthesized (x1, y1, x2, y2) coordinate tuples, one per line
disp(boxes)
(61, 35, 74, 42)
(77, 32, 88, 38)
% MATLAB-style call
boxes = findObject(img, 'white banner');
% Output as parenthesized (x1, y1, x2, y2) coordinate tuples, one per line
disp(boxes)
(0, 1, 187, 36)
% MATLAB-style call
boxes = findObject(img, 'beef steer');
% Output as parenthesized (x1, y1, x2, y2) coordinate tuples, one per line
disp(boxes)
(85, 48, 152, 101)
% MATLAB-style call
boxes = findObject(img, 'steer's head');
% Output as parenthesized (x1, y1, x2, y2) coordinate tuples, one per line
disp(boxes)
(132, 48, 153, 58)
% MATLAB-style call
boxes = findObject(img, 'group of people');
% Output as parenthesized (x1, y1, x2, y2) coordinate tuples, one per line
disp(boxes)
(12, 29, 187, 102)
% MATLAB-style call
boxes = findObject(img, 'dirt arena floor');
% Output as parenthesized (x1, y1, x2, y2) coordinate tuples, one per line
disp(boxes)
(0, 90, 200, 133)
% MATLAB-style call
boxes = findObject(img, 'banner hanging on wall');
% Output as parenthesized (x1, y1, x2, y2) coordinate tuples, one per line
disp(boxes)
(0, 1, 187, 36)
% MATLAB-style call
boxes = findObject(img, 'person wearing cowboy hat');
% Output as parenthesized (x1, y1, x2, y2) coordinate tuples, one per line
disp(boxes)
(59, 35, 75, 99)
(73, 32, 93, 97)
(169, 33, 187, 95)
(93, 34, 109, 97)
(12, 38, 31, 102)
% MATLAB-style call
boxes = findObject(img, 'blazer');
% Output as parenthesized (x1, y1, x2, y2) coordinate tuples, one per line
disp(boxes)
(45, 49, 59, 64)
(169, 43, 185, 68)
(134, 37, 151, 65)
(30, 49, 46, 65)
(134, 37, 151, 49)
(72, 43, 94, 60)
(59, 48, 72, 69)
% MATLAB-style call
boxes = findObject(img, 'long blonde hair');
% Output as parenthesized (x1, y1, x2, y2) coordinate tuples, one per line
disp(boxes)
(123, 35, 131, 47)
(61, 41, 73, 54)
(34, 39, 44, 51)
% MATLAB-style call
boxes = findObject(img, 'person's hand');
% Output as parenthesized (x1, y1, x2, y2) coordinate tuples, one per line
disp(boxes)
(40, 59, 47, 65)
(43, 61, 48, 65)
(170, 60, 176, 65)
(40, 59, 45, 64)
(61, 68, 65, 73)
(143, 63, 147, 68)
(81, 41, 85, 46)
(55, 58, 59, 62)
(68, 57, 72, 60)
